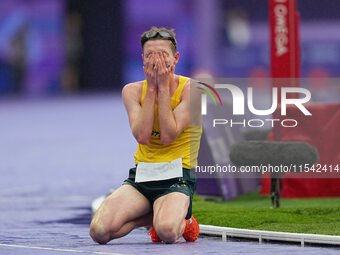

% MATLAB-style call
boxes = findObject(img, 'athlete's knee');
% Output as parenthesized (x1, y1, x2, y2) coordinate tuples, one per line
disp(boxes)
(154, 220, 179, 243)
(90, 220, 110, 244)
(89, 218, 121, 244)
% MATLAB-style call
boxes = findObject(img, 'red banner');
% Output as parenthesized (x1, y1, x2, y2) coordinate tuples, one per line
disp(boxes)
(270, 0, 300, 78)
(270, 0, 300, 140)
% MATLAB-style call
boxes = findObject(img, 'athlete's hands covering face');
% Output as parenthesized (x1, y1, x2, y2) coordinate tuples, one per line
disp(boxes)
(143, 52, 159, 88)
(143, 51, 174, 89)
(154, 52, 174, 91)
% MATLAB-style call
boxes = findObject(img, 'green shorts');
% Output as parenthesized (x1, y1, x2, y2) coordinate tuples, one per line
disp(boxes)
(123, 167, 196, 220)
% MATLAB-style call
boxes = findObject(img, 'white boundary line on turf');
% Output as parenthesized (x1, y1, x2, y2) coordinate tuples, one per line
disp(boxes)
(199, 224, 340, 247)
(0, 243, 129, 255)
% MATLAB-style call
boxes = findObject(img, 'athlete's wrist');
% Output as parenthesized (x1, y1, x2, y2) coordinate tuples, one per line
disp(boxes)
(158, 84, 170, 94)
(146, 85, 157, 94)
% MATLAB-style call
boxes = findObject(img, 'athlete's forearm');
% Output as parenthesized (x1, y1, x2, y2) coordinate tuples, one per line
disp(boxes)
(157, 88, 178, 144)
(131, 87, 156, 145)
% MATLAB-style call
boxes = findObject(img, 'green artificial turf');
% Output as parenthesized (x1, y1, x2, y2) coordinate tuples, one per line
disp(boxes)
(192, 191, 340, 236)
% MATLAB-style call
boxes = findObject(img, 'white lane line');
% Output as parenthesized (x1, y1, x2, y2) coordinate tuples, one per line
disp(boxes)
(0, 243, 129, 255)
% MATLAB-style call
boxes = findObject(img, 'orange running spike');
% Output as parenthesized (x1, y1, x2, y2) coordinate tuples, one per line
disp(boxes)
(182, 215, 199, 242)
(148, 227, 162, 242)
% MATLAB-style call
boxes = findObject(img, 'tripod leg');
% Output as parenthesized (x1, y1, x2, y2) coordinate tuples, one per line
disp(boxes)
(275, 178, 280, 208)
(270, 178, 277, 208)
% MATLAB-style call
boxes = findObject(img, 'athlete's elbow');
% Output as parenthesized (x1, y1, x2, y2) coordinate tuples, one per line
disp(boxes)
(138, 138, 150, 145)
(160, 134, 176, 144)
(132, 128, 150, 145)
(135, 134, 150, 145)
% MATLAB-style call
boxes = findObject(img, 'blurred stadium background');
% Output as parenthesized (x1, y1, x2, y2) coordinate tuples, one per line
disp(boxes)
(0, 0, 340, 96)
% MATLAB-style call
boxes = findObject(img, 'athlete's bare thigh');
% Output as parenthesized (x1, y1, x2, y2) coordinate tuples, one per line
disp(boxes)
(91, 184, 151, 234)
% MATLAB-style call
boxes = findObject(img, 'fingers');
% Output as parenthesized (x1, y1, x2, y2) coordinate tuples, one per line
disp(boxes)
(162, 52, 170, 71)
(156, 52, 170, 75)
(143, 53, 158, 86)
(154, 53, 162, 74)
(150, 53, 157, 70)
(159, 52, 166, 72)
(144, 53, 157, 73)
(155, 53, 161, 72)
(143, 52, 174, 87)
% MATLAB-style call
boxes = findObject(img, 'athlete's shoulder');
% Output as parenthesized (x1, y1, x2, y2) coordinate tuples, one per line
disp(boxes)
(122, 81, 144, 94)
(122, 81, 144, 102)
(122, 80, 144, 90)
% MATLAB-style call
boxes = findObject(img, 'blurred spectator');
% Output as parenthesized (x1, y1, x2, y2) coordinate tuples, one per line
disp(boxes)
(225, 7, 251, 47)
(9, 22, 29, 93)
(62, 12, 83, 92)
